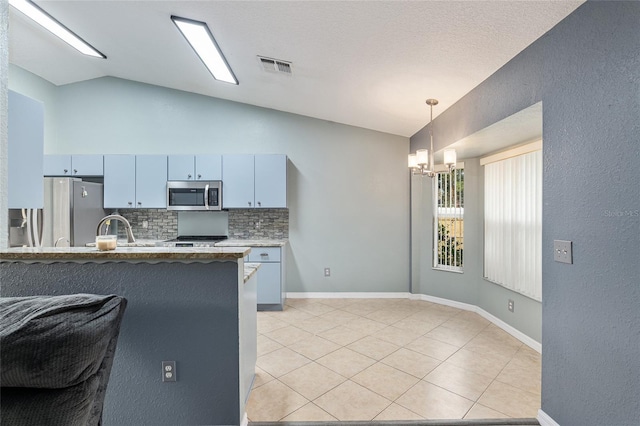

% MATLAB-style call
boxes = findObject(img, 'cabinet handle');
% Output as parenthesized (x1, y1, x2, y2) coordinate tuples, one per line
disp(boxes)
(128, 201, 133, 206)
(137, 202, 142, 206)
(257, 201, 261, 207)
(197, 174, 202, 179)
(63, 169, 68, 174)
(188, 174, 192, 179)
(73, 169, 78, 174)
(260, 253, 268, 257)
(248, 201, 252, 207)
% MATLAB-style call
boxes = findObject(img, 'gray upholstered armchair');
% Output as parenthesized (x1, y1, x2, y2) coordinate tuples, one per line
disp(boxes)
(0, 294, 127, 426)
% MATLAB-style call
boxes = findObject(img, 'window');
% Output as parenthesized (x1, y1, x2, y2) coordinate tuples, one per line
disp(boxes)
(483, 145, 542, 301)
(433, 168, 464, 271)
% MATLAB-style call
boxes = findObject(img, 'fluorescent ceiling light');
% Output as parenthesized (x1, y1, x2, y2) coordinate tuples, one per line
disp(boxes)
(171, 16, 238, 85)
(9, 0, 105, 58)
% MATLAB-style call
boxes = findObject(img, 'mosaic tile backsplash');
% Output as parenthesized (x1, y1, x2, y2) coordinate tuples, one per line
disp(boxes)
(116, 208, 288, 240)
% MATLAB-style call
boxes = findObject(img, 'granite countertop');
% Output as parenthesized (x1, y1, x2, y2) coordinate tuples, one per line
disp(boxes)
(244, 263, 260, 283)
(85, 239, 159, 248)
(0, 246, 250, 261)
(215, 239, 288, 247)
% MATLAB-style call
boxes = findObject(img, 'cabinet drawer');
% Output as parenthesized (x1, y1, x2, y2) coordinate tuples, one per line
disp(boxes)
(248, 247, 281, 262)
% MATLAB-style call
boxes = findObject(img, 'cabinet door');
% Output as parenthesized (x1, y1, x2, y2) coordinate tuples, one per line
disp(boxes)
(135, 155, 168, 208)
(256, 262, 282, 304)
(195, 155, 222, 180)
(222, 155, 255, 208)
(104, 155, 136, 208)
(43, 155, 72, 176)
(167, 155, 195, 180)
(8, 91, 44, 209)
(255, 154, 287, 208)
(71, 155, 103, 176)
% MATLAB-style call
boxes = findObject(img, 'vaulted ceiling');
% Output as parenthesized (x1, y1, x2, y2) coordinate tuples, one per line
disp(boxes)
(9, 1, 584, 137)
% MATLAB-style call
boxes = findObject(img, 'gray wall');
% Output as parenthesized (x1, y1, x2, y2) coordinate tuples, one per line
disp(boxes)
(1, 261, 242, 426)
(7, 70, 410, 295)
(411, 1, 640, 424)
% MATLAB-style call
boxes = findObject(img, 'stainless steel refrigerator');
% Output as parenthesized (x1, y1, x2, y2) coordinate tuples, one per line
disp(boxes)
(9, 178, 106, 247)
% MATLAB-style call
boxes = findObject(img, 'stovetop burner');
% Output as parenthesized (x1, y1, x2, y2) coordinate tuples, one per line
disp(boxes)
(165, 235, 228, 243)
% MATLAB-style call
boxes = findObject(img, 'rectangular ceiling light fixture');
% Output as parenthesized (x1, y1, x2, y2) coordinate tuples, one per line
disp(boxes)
(171, 16, 238, 85)
(9, 0, 106, 58)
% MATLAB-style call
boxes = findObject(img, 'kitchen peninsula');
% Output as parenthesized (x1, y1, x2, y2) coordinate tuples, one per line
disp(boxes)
(0, 246, 258, 426)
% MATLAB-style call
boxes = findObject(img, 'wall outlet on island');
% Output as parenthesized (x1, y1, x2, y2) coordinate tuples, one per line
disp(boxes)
(142, 220, 148, 229)
(324, 267, 331, 277)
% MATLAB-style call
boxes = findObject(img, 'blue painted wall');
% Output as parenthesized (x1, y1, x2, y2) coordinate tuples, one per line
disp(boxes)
(410, 2, 640, 424)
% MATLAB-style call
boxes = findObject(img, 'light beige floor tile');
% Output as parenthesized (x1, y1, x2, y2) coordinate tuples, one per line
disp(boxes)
(424, 362, 494, 401)
(318, 309, 360, 323)
(252, 366, 275, 389)
(365, 309, 414, 325)
(287, 335, 341, 360)
(279, 362, 346, 400)
(351, 362, 419, 401)
(514, 345, 542, 365)
(314, 380, 392, 421)
(270, 307, 315, 324)
(396, 380, 474, 419)
(246, 379, 309, 421)
(442, 316, 490, 333)
(446, 348, 511, 379)
(257, 316, 290, 334)
(373, 403, 424, 421)
(285, 298, 318, 308)
(340, 303, 379, 316)
(464, 332, 522, 358)
(316, 347, 376, 378)
(425, 325, 480, 347)
(294, 316, 340, 334)
(405, 336, 460, 361)
(496, 357, 541, 395)
(312, 298, 356, 308)
(295, 302, 337, 316)
(381, 348, 441, 379)
(317, 325, 368, 346)
(343, 317, 387, 334)
(479, 325, 525, 349)
(392, 317, 441, 334)
(373, 325, 424, 347)
(464, 402, 510, 419)
(408, 309, 455, 324)
(347, 336, 400, 360)
(263, 325, 314, 347)
(453, 310, 492, 326)
(257, 335, 284, 357)
(256, 347, 312, 378)
(430, 304, 463, 315)
(477, 380, 540, 418)
(281, 402, 338, 421)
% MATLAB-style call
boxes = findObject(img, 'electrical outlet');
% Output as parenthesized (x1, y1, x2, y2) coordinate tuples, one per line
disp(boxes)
(324, 267, 331, 277)
(508, 299, 515, 312)
(162, 361, 176, 382)
(142, 220, 148, 229)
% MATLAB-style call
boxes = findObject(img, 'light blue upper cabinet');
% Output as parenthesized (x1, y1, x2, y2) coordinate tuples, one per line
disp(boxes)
(43, 155, 72, 176)
(222, 155, 255, 208)
(8, 90, 44, 209)
(135, 155, 168, 208)
(167, 155, 195, 180)
(222, 154, 287, 209)
(44, 154, 103, 176)
(255, 155, 287, 208)
(168, 155, 221, 181)
(195, 155, 222, 180)
(104, 155, 136, 208)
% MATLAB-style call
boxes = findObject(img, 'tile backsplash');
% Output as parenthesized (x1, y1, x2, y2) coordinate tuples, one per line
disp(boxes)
(116, 208, 288, 240)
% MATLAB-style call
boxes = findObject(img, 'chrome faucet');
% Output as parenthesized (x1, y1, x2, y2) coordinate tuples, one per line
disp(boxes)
(96, 214, 136, 243)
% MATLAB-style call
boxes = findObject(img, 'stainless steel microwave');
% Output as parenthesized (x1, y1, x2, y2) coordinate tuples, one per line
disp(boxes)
(166, 181, 222, 211)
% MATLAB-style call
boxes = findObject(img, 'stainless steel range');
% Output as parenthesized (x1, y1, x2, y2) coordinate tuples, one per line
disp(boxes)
(158, 235, 228, 248)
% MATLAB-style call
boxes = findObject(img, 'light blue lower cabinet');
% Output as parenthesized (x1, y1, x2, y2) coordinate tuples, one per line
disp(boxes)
(247, 246, 285, 310)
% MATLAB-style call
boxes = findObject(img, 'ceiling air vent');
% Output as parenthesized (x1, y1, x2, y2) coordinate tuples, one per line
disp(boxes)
(258, 56, 293, 75)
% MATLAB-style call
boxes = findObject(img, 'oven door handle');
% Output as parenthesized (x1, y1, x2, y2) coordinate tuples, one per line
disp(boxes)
(204, 184, 210, 210)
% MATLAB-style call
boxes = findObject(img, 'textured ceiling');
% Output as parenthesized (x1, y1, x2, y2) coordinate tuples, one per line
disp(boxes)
(9, 1, 583, 137)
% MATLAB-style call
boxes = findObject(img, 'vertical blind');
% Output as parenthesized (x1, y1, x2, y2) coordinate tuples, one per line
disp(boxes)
(484, 150, 542, 301)
(433, 168, 464, 271)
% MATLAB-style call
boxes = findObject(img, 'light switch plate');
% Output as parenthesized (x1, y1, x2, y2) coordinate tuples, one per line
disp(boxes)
(553, 240, 573, 264)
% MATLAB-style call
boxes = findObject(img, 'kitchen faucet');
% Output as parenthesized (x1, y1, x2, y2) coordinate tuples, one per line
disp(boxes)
(96, 214, 136, 243)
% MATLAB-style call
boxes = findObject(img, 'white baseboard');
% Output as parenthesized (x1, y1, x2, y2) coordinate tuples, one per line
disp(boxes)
(287, 291, 541, 353)
(240, 412, 248, 426)
(287, 292, 411, 299)
(538, 409, 560, 426)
